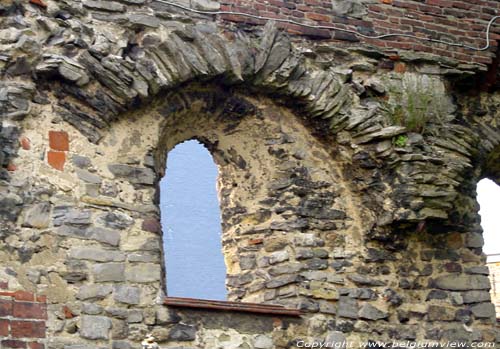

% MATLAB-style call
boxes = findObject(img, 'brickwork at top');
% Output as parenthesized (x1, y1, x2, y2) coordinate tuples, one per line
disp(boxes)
(216, 0, 500, 66)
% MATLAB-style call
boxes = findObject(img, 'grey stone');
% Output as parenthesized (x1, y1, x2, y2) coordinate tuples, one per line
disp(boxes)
(156, 307, 181, 325)
(127, 310, 143, 323)
(337, 296, 358, 319)
(191, 0, 220, 11)
(93, 263, 125, 282)
(80, 315, 112, 339)
(433, 275, 490, 291)
(464, 266, 489, 275)
(465, 233, 484, 248)
(83, 0, 126, 12)
(82, 303, 103, 315)
(347, 274, 386, 286)
(88, 227, 121, 246)
(114, 285, 141, 304)
(72, 155, 91, 169)
(108, 164, 156, 185)
(53, 208, 92, 226)
(77, 284, 113, 300)
(470, 303, 495, 318)
(55, 226, 121, 246)
(268, 251, 289, 265)
(127, 252, 160, 263)
(254, 335, 273, 349)
(462, 291, 491, 304)
(69, 248, 125, 262)
(325, 331, 346, 343)
(265, 274, 298, 288)
(99, 212, 134, 230)
(332, 0, 368, 18)
(128, 14, 160, 28)
(168, 324, 196, 341)
(125, 264, 161, 283)
(359, 303, 389, 320)
(76, 169, 102, 184)
(22, 202, 51, 228)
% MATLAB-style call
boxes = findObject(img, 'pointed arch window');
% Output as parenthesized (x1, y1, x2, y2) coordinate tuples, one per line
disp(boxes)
(161, 140, 227, 300)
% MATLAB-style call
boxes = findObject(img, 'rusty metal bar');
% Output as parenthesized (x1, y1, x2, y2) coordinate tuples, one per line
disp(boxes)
(164, 297, 304, 316)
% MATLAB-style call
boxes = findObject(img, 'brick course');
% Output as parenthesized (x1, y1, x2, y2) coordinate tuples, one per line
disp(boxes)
(218, 0, 500, 65)
(0, 290, 46, 349)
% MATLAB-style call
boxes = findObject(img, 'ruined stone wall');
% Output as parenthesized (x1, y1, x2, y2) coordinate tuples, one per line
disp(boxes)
(1, 0, 500, 348)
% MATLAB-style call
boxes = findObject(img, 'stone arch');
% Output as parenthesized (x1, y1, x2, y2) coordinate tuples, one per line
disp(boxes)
(96, 84, 366, 305)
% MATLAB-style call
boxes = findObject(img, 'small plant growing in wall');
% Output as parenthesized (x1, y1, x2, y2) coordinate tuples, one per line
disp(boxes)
(392, 134, 408, 147)
(381, 73, 453, 134)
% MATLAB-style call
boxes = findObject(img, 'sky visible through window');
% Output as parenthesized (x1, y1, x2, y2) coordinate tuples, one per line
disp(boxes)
(477, 178, 500, 259)
(161, 140, 227, 300)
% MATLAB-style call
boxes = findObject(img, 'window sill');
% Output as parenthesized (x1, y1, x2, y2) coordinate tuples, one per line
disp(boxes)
(164, 297, 304, 317)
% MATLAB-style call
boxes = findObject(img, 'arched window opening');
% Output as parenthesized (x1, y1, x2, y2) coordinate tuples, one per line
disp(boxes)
(161, 139, 227, 300)
(477, 178, 500, 316)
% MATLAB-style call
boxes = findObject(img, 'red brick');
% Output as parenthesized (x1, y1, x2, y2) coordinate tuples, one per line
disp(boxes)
(7, 163, 17, 172)
(29, 0, 47, 9)
(62, 306, 74, 319)
(0, 298, 13, 317)
(0, 319, 9, 336)
(13, 302, 47, 320)
(35, 296, 46, 303)
(2, 340, 27, 348)
(0, 281, 8, 289)
(394, 62, 406, 73)
(28, 342, 45, 349)
(20, 137, 31, 150)
(13, 291, 34, 302)
(11, 321, 46, 339)
(305, 12, 331, 22)
(47, 151, 65, 171)
(48, 131, 69, 151)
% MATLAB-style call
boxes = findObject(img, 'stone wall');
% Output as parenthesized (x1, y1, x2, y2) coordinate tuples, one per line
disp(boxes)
(0, 0, 500, 348)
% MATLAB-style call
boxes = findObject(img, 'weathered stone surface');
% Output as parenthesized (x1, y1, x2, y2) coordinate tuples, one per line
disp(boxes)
(93, 263, 126, 282)
(113, 285, 141, 304)
(433, 275, 491, 291)
(69, 248, 125, 262)
(76, 169, 102, 184)
(462, 291, 491, 304)
(22, 202, 51, 228)
(77, 285, 113, 300)
(337, 296, 358, 319)
(470, 303, 495, 318)
(125, 264, 161, 283)
(80, 315, 112, 339)
(108, 164, 156, 185)
(168, 324, 196, 341)
(359, 303, 388, 320)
